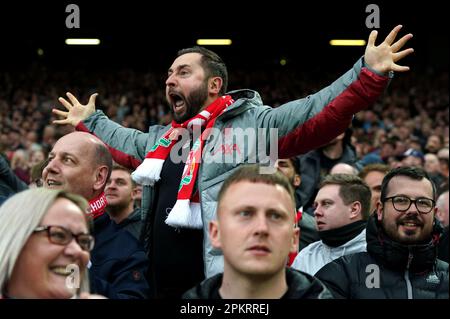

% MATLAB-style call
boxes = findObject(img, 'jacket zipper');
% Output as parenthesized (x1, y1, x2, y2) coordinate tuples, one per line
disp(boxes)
(404, 250, 414, 299)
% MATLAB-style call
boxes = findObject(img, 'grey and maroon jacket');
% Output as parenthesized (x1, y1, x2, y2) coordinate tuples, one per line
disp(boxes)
(77, 57, 390, 277)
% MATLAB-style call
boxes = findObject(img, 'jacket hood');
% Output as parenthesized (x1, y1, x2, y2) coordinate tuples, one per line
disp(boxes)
(366, 213, 442, 273)
(218, 89, 262, 121)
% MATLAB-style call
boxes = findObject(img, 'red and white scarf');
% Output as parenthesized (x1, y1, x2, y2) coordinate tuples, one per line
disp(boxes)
(87, 192, 107, 220)
(131, 95, 234, 229)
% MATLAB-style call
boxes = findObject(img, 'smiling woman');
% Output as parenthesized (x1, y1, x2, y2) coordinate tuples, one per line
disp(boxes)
(0, 188, 95, 299)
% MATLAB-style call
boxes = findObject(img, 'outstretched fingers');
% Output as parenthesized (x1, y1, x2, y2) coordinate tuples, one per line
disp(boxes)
(66, 92, 80, 105)
(367, 30, 378, 47)
(52, 109, 68, 118)
(53, 118, 70, 125)
(58, 97, 73, 110)
(391, 33, 413, 53)
(88, 93, 98, 106)
(384, 25, 403, 46)
(390, 63, 410, 73)
(393, 48, 414, 62)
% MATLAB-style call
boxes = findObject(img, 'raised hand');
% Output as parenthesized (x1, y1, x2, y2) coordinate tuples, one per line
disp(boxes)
(53, 92, 98, 127)
(364, 25, 414, 74)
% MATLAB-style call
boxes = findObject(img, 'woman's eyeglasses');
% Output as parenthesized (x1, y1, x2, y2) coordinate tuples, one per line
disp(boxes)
(34, 225, 94, 252)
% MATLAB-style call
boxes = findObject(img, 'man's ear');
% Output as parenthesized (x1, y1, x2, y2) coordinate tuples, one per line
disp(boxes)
(131, 186, 141, 200)
(349, 201, 362, 219)
(294, 174, 301, 187)
(93, 166, 109, 192)
(375, 201, 384, 222)
(209, 220, 221, 249)
(209, 77, 223, 95)
(290, 227, 300, 254)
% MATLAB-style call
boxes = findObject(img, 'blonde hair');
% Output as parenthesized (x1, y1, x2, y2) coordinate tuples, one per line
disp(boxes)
(0, 188, 91, 297)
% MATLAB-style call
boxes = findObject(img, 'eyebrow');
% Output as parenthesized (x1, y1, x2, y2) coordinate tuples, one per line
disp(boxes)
(233, 205, 290, 215)
(49, 151, 79, 160)
(168, 64, 191, 74)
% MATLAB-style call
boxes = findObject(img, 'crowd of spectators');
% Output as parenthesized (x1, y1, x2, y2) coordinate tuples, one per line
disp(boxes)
(1, 64, 448, 191)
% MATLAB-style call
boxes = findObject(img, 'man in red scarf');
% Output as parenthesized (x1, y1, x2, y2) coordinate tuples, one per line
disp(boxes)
(53, 25, 414, 298)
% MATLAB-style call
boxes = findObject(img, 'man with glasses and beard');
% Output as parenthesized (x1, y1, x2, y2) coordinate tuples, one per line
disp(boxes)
(316, 167, 449, 299)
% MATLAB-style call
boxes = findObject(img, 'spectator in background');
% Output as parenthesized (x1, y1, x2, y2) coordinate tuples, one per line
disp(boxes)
(316, 167, 449, 299)
(10, 149, 30, 184)
(105, 165, 143, 240)
(330, 163, 359, 175)
(292, 174, 370, 275)
(0, 188, 99, 299)
(401, 148, 424, 168)
(425, 153, 447, 193)
(359, 163, 390, 214)
(274, 158, 319, 255)
(29, 160, 46, 188)
(0, 154, 27, 205)
(30, 149, 46, 168)
(299, 130, 358, 215)
(425, 134, 443, 154)
(437, 191, 449, 263)
(436, 191, 449, 228)
(357, 137, 397, 167)
(436, 150, 449, 194)
(425, 153, 442, 175)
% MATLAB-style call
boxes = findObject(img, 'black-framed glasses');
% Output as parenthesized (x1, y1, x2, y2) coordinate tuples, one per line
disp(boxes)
(384, 195, 435, 214)
(33, 225, 95, 252)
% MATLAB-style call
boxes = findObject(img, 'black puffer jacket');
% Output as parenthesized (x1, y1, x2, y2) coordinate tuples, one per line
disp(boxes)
(183, 268, 333, 299)
(315, 214, 449, 299)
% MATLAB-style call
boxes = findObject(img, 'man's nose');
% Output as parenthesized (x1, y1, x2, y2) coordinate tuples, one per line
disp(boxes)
(43, 158, 59, 175)
(165, 73, 176, 87)
(253, 215, 269, 236)
(314, 207, 322, 218)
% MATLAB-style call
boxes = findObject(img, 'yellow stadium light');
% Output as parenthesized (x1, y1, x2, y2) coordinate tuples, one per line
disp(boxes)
(329, 39, 366, 46)
(65, 38, 101, 45)
(196, 39, 232, 46)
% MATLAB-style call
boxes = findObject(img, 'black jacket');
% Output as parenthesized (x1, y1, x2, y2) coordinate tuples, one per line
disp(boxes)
(183, 268, 333, 299)
(0, 154, 27, 205)
(315, 214, 449, 299)
(116, 207, 143, 242)
(438, 226, 449, 263)
(89, 213, 151, 299)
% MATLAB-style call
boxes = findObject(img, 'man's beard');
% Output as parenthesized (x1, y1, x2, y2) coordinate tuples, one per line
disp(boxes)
(170, 82, 209, 123)
(381, 211, 431, 245)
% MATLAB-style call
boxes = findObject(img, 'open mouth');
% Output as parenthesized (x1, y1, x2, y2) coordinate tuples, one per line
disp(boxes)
(169, 92, 185, 114)
(49, 266, 73, 277)
(46, 179, 63, 188)
(399, 220, 422, 231)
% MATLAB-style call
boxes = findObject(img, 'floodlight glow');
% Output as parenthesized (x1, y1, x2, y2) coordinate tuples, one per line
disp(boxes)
(65, 38, 101, 45)
(196, 39, 232, 45)
(329, 39, 366, 46)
